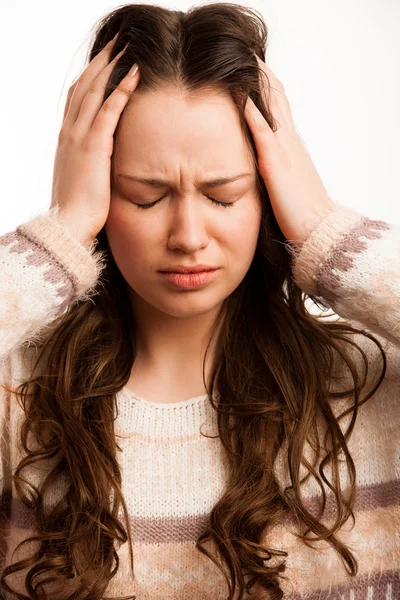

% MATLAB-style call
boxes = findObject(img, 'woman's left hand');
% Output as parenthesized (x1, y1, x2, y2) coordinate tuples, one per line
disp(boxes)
(244, 55, 336, 249)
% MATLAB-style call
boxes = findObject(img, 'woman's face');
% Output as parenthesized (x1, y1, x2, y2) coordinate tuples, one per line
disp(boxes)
(105, 85, 262, 319)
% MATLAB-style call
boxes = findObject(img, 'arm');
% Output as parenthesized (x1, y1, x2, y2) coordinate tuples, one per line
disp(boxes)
(0, 206, 106, 363)
(289, 203, 400, 347)
(242, 58, 399, 346)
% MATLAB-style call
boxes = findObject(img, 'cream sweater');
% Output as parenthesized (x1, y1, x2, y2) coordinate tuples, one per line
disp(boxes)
(0, 202, 399, 599)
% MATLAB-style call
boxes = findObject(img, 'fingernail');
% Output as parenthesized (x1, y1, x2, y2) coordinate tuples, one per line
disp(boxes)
(128, 63, 139, 77)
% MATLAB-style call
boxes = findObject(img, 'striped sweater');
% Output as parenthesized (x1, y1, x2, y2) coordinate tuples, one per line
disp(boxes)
(0, 202, 399, 599)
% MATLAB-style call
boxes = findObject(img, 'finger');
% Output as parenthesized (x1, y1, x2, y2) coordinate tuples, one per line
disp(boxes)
(244, 95, 290, 180)
(255, 56, 284, 91)
(244, 95, 278, 167)
(62, 35, 121, 131)
(62, 37, 118, 123)
(87, 65, 140, 149)
(244, 95, 276, 144)
(255, 55, 295, 130)
(62, 80, 79, 122)
(68, 45, 129, 139)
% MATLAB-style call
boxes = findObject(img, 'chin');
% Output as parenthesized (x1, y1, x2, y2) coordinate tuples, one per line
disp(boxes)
(132, 287, 226, 318)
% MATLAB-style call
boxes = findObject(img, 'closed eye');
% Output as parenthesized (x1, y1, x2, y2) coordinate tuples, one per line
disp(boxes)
(132, 195, 235, 209)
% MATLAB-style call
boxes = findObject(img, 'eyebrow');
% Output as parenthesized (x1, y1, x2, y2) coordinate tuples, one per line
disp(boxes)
(116, 173, 253, 188)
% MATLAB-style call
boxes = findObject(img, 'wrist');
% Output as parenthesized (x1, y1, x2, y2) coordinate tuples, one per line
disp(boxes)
(54, 213, 94, 250)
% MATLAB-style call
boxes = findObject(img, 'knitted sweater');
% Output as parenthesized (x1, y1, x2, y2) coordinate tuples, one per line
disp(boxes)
(0, 202, 399, 600)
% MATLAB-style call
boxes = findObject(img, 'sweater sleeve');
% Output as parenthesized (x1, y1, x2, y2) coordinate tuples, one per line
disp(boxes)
(287, 201, 400, 347)
(0, 205, 107, 365)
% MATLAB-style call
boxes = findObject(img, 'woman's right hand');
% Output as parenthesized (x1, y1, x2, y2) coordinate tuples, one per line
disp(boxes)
(50, 34, 140, 248)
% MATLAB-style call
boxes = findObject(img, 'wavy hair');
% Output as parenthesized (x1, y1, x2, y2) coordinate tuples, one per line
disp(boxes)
(0, 3, 387, 599)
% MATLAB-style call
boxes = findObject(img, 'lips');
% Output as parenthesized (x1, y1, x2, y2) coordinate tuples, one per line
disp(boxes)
(159, 266, 217, 274)
(158, 268, 219, 289)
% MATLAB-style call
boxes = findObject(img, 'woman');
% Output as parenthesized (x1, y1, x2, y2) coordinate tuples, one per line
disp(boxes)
(0, 2, 399, 599)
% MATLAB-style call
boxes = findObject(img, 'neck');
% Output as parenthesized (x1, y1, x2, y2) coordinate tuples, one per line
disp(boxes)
(127, 290, 224, 401)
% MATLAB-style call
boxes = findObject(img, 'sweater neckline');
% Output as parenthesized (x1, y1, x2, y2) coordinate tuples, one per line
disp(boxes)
(122, 386, 210, 409)
(115, 386, 219, 439)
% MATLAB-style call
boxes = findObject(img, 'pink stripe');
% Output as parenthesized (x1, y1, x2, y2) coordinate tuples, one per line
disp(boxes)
(4, 479, 400, 542)
(287, 569, 399, 599)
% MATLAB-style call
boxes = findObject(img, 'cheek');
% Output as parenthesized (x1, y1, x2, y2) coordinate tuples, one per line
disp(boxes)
(223, 205, 261, 252)
(105, 203, 158, 268)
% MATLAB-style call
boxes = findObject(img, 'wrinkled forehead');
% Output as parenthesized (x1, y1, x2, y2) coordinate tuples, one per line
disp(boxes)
(112, 85, 256, 175)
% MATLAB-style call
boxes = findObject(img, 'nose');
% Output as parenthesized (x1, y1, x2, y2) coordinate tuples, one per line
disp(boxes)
(166, 195, 210, 253)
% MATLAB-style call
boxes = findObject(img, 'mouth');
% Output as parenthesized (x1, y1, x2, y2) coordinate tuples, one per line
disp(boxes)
(158, 269, 219, 289)
(160, 269, 217, 274)
(159, 266, 218, 274)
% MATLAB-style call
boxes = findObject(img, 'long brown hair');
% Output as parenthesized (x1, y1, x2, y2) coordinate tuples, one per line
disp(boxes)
(0, 3, 387, 599)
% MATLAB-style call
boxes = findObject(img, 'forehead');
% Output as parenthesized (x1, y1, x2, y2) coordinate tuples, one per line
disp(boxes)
(113, 85, 253, 173)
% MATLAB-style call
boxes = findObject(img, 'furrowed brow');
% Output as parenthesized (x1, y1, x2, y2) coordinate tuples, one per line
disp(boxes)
(117, 173, 253, 187)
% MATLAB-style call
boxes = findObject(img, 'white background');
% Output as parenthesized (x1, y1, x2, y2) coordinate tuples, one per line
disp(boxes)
(1, 0, 399, 233)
